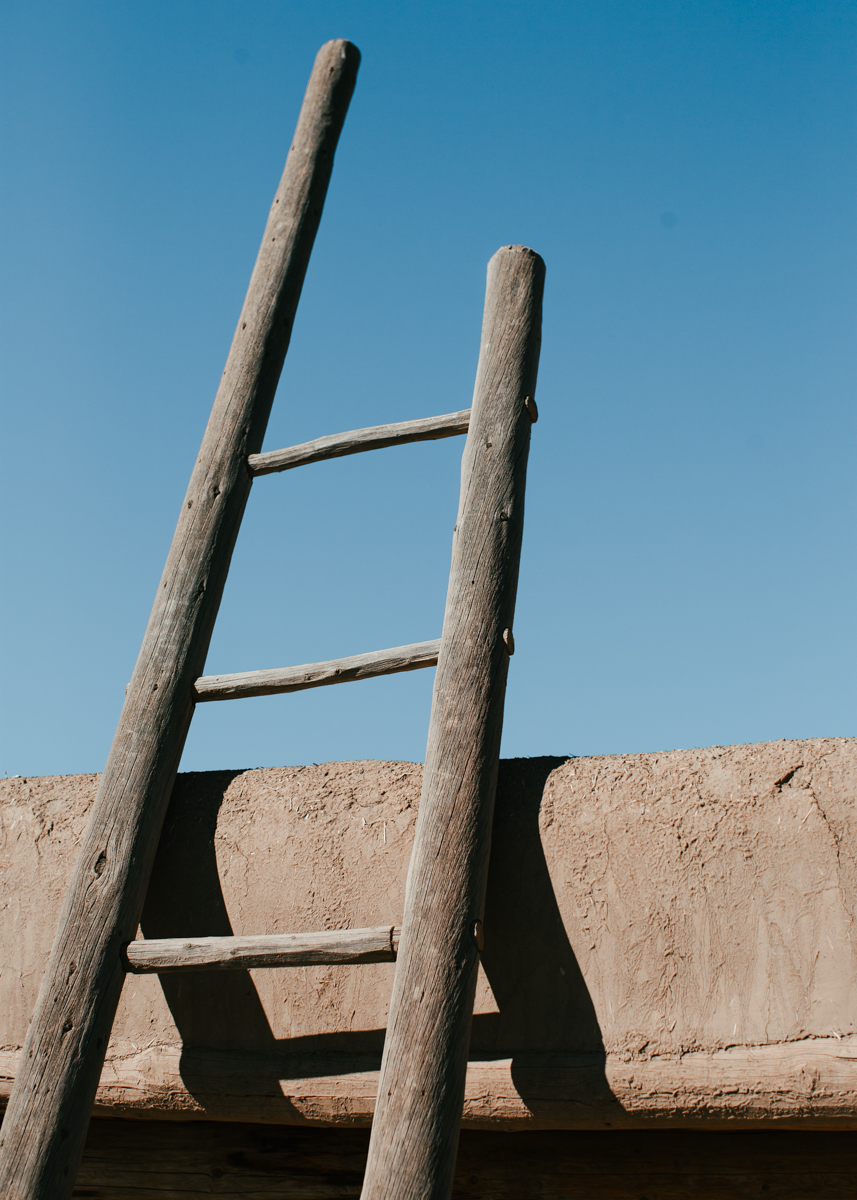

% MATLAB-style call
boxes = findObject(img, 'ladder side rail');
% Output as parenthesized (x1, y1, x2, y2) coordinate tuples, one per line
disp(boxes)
(0, 40, 360, 1200)
(194, 638, 440, 700)
(360, 245, 545, 1200)
(248, 409, 470, 475)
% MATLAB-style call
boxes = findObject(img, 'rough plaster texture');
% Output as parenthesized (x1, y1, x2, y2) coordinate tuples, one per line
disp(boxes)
(2, 739, 857, 1127)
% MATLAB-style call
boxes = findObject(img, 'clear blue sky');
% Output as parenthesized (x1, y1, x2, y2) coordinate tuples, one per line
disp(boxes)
(2, 1, 854, 776)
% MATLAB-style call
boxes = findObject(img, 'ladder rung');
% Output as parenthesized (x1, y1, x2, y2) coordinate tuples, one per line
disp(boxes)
(195, 639, 440, 702)
(124, 925, 400, 973)
(247, 409, 470, 476)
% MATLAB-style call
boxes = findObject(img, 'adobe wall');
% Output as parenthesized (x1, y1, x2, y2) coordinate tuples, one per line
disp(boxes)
(2, 738, 856, 1127)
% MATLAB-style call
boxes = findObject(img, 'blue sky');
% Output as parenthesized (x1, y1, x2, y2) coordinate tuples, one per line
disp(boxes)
(2, 1, 855, 776)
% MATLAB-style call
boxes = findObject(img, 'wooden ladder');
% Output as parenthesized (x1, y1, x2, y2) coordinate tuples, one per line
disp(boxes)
(0, 40, 544, 1200)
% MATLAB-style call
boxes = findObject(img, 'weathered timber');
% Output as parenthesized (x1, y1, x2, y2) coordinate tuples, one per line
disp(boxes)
(72, 1120, 857, 1199)
(124, 926, 400, 972)
(195, 639, 439, 701)
(248, 410, 470, 475)
(0, 40, 360, 1200)
(361, 246, 545, 1200)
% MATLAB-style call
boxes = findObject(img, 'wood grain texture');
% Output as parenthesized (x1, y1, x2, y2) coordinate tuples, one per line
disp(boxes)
(195, 640, 439, 701)
(0, 40, 360, 1200)
(248, 410, 470, 475)
(361, 246, 545, 1200)
(124, 926, 399, 972)
(70, 1120, 857, 1199)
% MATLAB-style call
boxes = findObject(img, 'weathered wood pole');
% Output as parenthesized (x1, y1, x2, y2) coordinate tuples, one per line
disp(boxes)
(360, 245, 545, 1200)
(0, 39, 359, 1200)
(248, 409, 471, 475)
(194, 638, 441, 701)
(123, 925, 401, 973)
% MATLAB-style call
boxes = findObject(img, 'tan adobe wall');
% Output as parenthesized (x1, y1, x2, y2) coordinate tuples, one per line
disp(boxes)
(2, 738, 856, 1127)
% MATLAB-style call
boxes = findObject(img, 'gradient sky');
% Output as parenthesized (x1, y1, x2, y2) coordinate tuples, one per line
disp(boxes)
(2, 0, 855, 776)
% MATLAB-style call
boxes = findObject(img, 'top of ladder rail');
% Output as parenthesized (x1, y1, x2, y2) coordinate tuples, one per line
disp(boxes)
(248, 408, 470, 476)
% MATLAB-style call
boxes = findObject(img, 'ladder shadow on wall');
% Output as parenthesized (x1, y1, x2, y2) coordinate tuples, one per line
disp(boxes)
(475, 757, 617, 1122)
(138, 758, 617, 1122)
